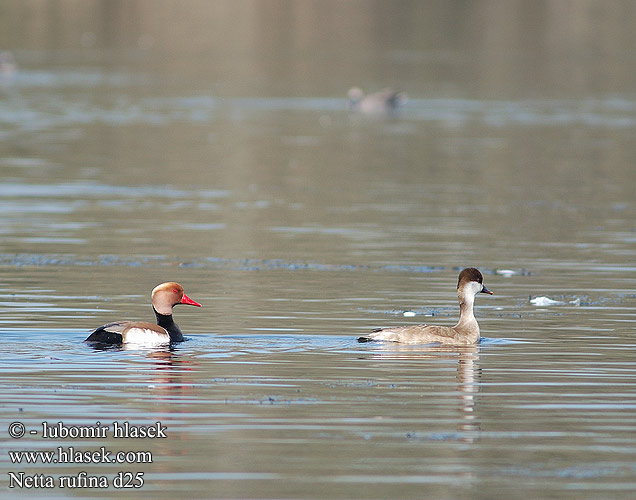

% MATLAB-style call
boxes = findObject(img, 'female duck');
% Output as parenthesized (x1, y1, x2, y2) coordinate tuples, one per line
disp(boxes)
(359, 268, 493, 345)
(85, 282, 201, 345)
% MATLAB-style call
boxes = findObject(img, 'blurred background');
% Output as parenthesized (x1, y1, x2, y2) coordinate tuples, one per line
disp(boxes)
(4, 0, 636, 96)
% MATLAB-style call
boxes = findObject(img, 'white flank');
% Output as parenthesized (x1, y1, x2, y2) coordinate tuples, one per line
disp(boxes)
(123, 327, 170, 345)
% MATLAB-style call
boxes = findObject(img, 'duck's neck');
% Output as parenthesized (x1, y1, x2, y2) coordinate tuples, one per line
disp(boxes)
(154, 307, 183, 342)
(454, 293, 479, 336)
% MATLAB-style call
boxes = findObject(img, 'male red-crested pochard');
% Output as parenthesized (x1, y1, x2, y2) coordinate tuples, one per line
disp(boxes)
(358, 268, 493, 345)
(85, 282, 201, 345)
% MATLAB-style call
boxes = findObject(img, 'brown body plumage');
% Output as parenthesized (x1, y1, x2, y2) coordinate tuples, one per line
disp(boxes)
(359, 268, 493, 345)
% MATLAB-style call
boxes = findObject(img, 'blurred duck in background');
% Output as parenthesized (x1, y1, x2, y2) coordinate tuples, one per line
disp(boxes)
(0, 51, 17, 77)
(347, 87, 407, 114)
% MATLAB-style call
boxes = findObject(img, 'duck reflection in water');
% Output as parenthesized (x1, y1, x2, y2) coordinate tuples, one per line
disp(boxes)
(456, 347, 480, 441)
(364, 343, 481, 443)
(86, 340, 198, 402)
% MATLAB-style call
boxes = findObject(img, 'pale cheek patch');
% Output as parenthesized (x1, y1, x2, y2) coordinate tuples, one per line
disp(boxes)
(122, 327, 170, 345)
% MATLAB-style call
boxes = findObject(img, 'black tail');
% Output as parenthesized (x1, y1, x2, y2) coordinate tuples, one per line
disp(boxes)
(85, 330, 123, 344)
(357, 327, 385, 343)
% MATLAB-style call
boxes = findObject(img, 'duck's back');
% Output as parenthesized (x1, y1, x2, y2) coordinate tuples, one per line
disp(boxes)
(86, 320, 169, 345)
(359, 324, 475, 345)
